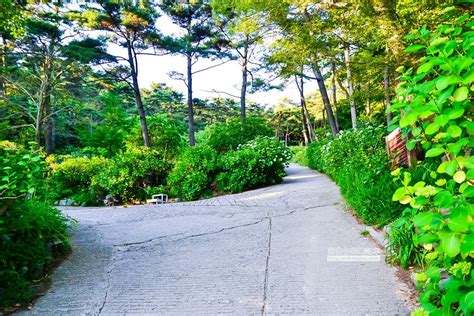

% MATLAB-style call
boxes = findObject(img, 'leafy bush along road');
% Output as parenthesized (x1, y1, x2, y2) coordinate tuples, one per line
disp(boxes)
(389, 10, 474, 315)
(23, 165, 413, 315)
(0, 142, 71, 311)
(306, 124, 404, 226)
(49, 118, 290, 205)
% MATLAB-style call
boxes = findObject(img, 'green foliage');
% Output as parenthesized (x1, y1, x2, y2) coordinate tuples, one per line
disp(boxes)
(289, 146, 307, 166)
(307, 125, 403, 225)
(167, 145, 219, 201)
(386, 210, 427, 269)
(389, 10, 474, 314)
(50, 147, 172, 204)
(92, 147, 171, 202)
(0, 0, 27, 38)
(78, 92, 132, 157)
(217, 137, 291, 193)
(0, 142, 71, 310)
(125, 114, 186, 160)
(201, 117, 273, 153)
(0, 200, 71, 309)
(48, 155, 108, 205)
(0, 141, 45, 210)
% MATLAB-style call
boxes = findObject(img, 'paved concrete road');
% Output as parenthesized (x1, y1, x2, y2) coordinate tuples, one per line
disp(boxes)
(23, 164, 414, 315)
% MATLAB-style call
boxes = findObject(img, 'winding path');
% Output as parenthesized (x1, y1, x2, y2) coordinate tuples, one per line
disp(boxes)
(23, 164, 414, 315)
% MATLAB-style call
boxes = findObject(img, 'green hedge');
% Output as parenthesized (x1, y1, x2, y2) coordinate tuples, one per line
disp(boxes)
(167, 145, 219, 201)
(49, 148, 171, 204)
(200, 117, 273, 153)
(306, 125, 403, 226)
(217, 137, 291, 193)
(0, 142, 71, 310)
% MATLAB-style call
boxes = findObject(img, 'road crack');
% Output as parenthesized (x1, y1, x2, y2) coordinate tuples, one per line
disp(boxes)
(113, 203, 338, 252)
(261, 216, 272, 315)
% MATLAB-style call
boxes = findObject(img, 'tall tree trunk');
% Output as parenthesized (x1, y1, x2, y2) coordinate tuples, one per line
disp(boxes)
(312, 65, 338, 138)
(300, 77, 315, 142)
(35, 57, 51, 151)
(322, 108, 326, 130)
(330, 60, 340, 131)
(344, 43, 357, 129)
(366, 95, 371, 116)
(0, 35, 7, 101)
(240, 38, 248, 123)
(186, 53, 195, 146)
(295, 76, 310, 145)
(35, 119, 42, 150)
(384, 65, 393, 124)
(43, 51, 54, 154)
(303, 102, 315, 141)
(128, 45, 151, 147)
(44, 93, 54, 154)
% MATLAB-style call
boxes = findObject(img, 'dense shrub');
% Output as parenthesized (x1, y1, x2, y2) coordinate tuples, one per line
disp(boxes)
(290, 146, 308, 166)
(92, 147, 171, 202)
(0, 200, 71, 309)
(306, 125, 403, 225)
(167, 145, 219, 201)
(0, 142, 71, 310)
(389, 10, 473, 314)
(126, 114, 186, 159)
(49, 147, 171, 204)
(217, 137, 291, 193)
(200, 117, 273, 153)
(48, 156, 108, 205)
(0, 141, 46, 207)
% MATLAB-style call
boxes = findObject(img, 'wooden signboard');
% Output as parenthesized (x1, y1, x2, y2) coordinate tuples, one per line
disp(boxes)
(386, 128, 414, 167)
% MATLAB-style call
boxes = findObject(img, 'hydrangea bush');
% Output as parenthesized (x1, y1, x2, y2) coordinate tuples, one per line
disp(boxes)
(389, 8, 473, 314)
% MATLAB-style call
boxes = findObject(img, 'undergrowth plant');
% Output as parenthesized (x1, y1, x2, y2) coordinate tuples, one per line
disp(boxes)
(389, 8, 473, 314)
(0, 141, 71, 310)
(217, 136, 291, 193)
(306, 125, 403, 225)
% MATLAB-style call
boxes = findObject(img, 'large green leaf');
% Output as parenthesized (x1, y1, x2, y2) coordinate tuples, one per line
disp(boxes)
(426, 122, 440, 135)
(461, 291, 474, 313)
(392, 187, 409, 201)
(400, 112, 418, 127)
(453, 170, 466, 183)
(447, 107, 464, 120)
(417, 61, 434, 74)
(448, 216, 468, 233)
(439, 232, 461, 257)
(460, 233, 474, 255)
(436, 76, 460, 90)
(453, 86, 469, 101)
(426, 147, 445, 158)
(445, 160, 459, 176)
(447, 125, 462, 138)
(413, 212, 435, 227)
(406, 44, 425, 52)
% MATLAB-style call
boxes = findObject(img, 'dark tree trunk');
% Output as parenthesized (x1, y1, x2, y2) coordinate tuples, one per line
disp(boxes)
(44, 93, 54, 154)
(331, 60, 340, 131)
(344, 43, 357, 129)
(186, 53, 195, 146)
(240, 38, 248, 123)
(128, 45, 151, 147)
(0, 35, 7, 101)
(312, 65, 338, 138)
(384, 65, 393, 124)
(35, 120, 42, 150)
(303, 102, 315, 141)
(295, 76, 310, 145)
(366, 96, 371, 116)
